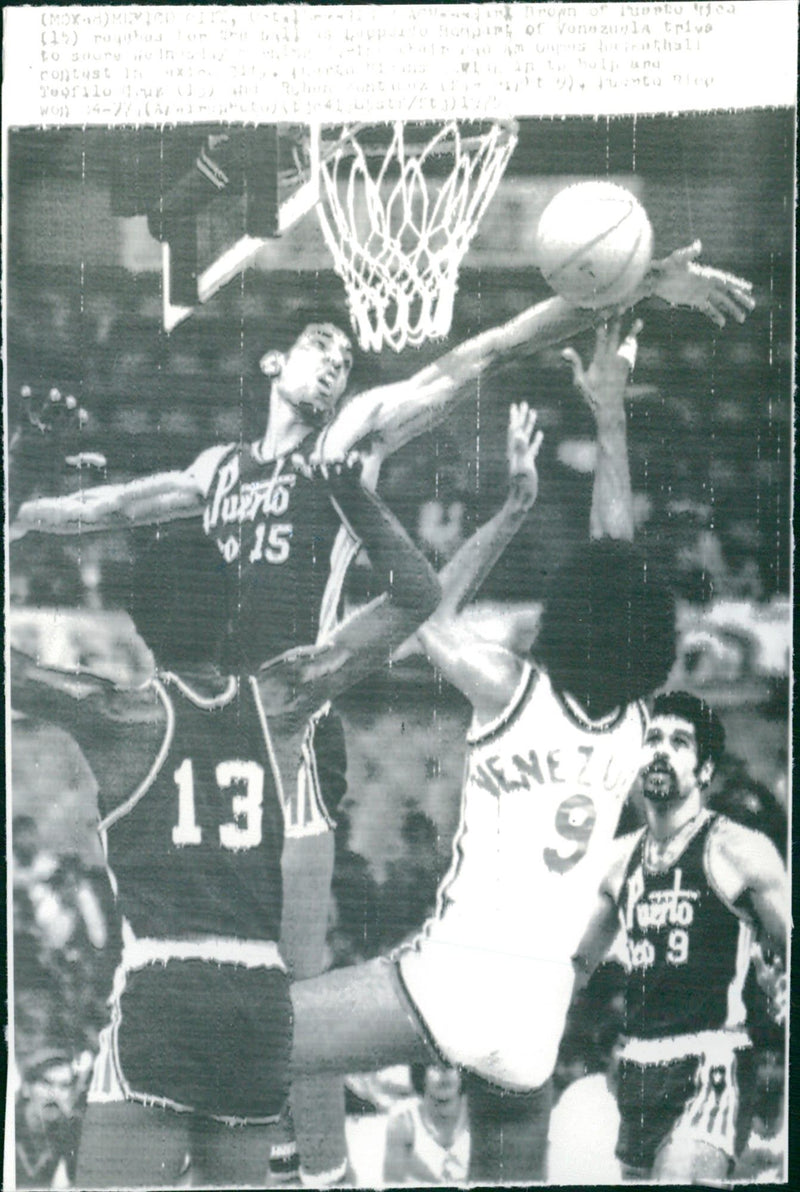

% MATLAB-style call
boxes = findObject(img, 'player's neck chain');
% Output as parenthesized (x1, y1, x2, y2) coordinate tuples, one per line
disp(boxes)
(645, 808, 711, 871)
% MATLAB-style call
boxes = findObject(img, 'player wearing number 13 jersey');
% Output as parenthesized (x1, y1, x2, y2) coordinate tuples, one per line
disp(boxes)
(95, 668, 290, 1123)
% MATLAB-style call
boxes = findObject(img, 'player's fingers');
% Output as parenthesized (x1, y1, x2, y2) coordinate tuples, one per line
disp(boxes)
(604, 317, 623, 353)
(561, 347, 585, 388)
(671, 239, 703, 265)
(711, 291, 750, 324)
(522, 405, 537, 439)
(617, 320, 642, 371)
(715, 284, 756, 316)
(701, 301, 726, 329)
(65, 452, 107, 470)
(508, 402, 522, 432)
(530, 428, 544, 458)
(709, 268, 754, 294)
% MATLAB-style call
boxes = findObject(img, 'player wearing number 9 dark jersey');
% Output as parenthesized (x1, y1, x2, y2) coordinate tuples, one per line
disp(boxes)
(9, 461, 440, 1189)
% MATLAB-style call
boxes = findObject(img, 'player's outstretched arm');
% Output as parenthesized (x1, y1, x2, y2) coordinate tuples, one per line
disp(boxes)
(318, 243, 754, 466)
(401, 404, 541, 718)
(10, 418, 228, 542)
(255, 459, 440, 719)
(9, 647, 163, 777)
(12, 467, 205, 541)
(434, 403, 543, 619)
(562, 317, 640, 542)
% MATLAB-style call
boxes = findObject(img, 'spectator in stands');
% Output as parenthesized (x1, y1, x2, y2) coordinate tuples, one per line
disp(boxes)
(15, 1047, 83, 1190)
(383, 1064, 470, 1186)
(12, 815, 58, 889)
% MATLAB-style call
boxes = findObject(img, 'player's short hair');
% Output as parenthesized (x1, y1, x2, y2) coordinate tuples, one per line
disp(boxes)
(534, 540, 676, 708)
(129, 527, 228, 668)
(409, 1063, 462, 1097)
(651, 691, 726, 771)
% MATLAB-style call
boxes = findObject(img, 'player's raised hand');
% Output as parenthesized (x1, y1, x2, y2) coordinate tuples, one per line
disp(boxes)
(8, 385, 106, 521)
(306, 450, 364, 487)
(642, 240, 755, 327)
(561, 317, 643, 416)
(507, 402, 544, 511)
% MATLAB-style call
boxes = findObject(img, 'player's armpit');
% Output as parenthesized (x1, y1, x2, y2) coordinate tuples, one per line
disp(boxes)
(418, 619, 524, 725)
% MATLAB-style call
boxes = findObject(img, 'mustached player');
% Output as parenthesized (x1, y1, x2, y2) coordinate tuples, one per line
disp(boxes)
(10, 459, 440, 1189)
(573, 692, 788, 1183)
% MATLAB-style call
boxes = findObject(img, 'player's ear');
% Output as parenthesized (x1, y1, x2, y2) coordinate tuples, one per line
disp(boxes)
(259, 350, 285, 378)
(698, 758, 715, 789)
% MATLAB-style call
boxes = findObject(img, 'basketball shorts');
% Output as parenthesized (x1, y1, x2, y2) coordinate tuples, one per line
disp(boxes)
(90, 938, 292, 1124)
(616, 1030, 755, 1173)
(395, 933, 575, 1091)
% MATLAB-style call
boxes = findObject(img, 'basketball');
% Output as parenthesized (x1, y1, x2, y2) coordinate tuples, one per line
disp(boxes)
(535, 181, 654, 309)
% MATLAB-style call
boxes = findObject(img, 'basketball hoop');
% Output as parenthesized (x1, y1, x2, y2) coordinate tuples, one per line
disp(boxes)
(315, 120, 518, 353)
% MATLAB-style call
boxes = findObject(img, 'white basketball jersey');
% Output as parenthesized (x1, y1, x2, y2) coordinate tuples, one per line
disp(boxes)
(427, 663, 647, 963)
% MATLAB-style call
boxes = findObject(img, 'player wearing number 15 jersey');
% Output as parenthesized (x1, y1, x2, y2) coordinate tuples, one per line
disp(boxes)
(9, 460, 440, 1189)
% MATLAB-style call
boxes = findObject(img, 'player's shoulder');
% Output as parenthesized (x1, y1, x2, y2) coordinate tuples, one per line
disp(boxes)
(466, 653, 537, 744)
(185, 442, 236, 493)
(706, 812, 782, 873)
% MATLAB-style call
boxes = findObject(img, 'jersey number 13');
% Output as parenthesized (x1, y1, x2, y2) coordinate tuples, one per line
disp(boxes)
(171, 757, 264, 850)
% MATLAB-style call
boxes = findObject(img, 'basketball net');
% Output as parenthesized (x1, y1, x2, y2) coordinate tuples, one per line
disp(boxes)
(315, 121, 518, 352)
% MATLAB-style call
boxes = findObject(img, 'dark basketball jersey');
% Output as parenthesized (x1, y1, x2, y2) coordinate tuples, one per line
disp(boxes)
(618, 811, 753, 1039)
(97, 671, 285, 942)
(197, 441, 344, 669)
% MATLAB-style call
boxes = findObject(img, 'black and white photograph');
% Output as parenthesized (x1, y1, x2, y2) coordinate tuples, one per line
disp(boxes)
(4, 5, 794, 1188)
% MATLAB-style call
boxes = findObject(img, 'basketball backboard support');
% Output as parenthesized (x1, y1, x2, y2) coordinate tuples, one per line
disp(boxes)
(162, 125, 322, 332)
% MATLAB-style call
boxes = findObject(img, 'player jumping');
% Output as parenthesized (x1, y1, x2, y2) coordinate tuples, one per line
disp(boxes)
(281, 319, 685, 1184)
(572, 691, 788, 1183)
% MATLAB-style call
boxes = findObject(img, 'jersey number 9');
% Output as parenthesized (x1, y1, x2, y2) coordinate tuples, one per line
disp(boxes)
(543, 793, 597, 875)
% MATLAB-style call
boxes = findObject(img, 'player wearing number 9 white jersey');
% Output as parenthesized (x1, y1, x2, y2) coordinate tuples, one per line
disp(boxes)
(288, 324, 677, 1185)
(399, 665, 648, 1091)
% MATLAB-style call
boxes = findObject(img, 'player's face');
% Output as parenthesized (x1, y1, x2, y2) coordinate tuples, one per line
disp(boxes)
(424, 1065, 462, 1105)
(26, 1064, 77, 1125)
(276, 324, 353, 425)
(640, 714, 701, 804)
